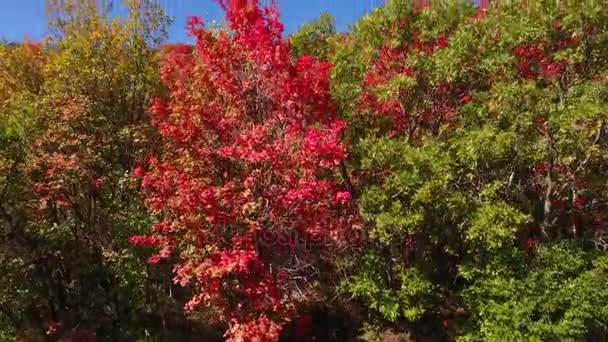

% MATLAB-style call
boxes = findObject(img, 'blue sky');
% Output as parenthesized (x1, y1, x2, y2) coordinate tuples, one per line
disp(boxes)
(0, 1, 389, 43)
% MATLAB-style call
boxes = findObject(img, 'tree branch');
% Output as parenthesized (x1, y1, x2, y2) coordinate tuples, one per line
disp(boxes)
(575, 121, 605, 174)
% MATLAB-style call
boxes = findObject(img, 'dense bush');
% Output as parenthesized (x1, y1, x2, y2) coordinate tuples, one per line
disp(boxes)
(2, 0, 608, 341)
(0, 1, 210, 340)
(331, 0, 608, 340)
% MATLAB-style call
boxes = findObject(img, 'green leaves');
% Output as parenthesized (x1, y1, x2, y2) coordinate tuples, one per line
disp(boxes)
(290, 12, 336, 60)
(462, 244, 608, 341)
(345, 253, 432, 322)
(466, 201, 529, 250)
(373, 201, 424, 243)
(0, 99, 34, 139)
(336, 0, 608, 339)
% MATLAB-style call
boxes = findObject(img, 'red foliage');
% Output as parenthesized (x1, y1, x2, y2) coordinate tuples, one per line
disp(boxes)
(522, 238, 537, 252)
(290, 315, 313, 342)
(419, 0, 432, 9)
(473, 7, 487, 20)
(358, 30, 467, 137)
(459, 95, 472, 105)
(513, 27, 578, 81)
(134, 1, 359, 340)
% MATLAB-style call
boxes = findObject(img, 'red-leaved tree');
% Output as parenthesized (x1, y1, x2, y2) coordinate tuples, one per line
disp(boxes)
(131, 1, 360, 340)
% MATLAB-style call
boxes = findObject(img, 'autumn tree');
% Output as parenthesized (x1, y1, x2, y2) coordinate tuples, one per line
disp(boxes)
(0, 39, 47, 341)
(133, 0, 360, 340)
(0, 1, 211, 340)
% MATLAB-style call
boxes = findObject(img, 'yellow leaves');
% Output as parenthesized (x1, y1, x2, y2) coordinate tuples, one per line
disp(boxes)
(0, 42, 45, 96)
(0, 42, 45, 137)
(241, 195, 259, 217)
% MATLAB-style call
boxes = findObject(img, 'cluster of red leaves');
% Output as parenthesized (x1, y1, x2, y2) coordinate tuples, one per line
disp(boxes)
(513, 43, 566, 80)
(133, 1, 360, 340)
(513, 25, 577, 80)
(225, 314, 282, 342)
(412, 31, 448, 54)
(358, 33, 470, 136)
(359, 46, 411, 133)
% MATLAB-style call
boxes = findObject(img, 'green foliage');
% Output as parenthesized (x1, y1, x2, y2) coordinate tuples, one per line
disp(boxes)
(345, 253, 432, 322)
(333, 0, 608, 339)
(466, 201, 529, 251)
(290, 12, 336, 60)
(461, 244, 608, 341)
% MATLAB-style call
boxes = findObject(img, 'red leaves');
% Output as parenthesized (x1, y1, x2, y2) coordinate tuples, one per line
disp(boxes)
(303, 120, 347, 168)
(128, 235, 159, 247)
(513, 43, 546, 79)
(419, 0, 432, 9)
(541, 58, 564, 79)
(436, 33, 449, 49)
(459, 95, 472, 105)
(522, 238, 537, 252)
(473, 7, 487, 20)
(411, 31, 447, 54)
(558, 33, 574, 48)
(357, 27, 471, 138)
(31, 152, 88, 211)
(225, 315, 282, 342)
(334, 191, 352, 205)
(131, 166, 145, 178)
(133, 1, 359, 340)
(185, 16, 203, 35)
(574, 195, 586, 209)
(534, 116, 548, 135)
(92, 177, 104, 191)
(513, 30, 578, 81)
(360, 45, 465, 136)
(359, 46, 410, 134)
